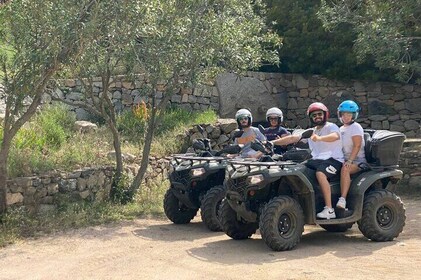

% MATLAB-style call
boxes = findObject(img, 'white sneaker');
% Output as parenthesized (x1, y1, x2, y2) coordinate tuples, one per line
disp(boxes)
(336, 197, 346, 209)
(317, 206, 336, 219)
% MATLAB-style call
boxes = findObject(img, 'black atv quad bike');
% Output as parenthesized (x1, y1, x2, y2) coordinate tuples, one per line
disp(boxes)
(163, 126, 243, 231)
(220, 129, 407, 251)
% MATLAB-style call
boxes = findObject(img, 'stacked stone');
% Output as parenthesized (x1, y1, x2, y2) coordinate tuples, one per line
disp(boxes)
(399, 139, 421, 193)
(54, 73, 420, 137)
(187, 119, 238, 151)
(6, 167, 114, 212)
(239, 73, 420, 137)
(56, 75, 219, 120)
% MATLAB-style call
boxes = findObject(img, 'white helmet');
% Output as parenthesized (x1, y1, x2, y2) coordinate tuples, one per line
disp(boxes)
(266, 107, 283, 123)
(235, 108, 252, 127)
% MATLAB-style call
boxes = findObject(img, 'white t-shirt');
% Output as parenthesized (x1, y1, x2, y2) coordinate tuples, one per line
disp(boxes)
(340, 122, 366, 164)
(309, 122, 344, 162)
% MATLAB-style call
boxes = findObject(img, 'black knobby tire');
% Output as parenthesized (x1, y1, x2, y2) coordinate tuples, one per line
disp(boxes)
(163, 189, 198, 224)
(219, 199, 258, 240)
(259, 196, 305, 251)
(320, 223, 354, 232)
(201, 185, 226, 232)
(357, 189, 406, 241)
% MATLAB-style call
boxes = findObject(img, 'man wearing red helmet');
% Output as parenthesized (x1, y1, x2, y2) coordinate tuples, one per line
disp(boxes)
(305, 102, 344, 219)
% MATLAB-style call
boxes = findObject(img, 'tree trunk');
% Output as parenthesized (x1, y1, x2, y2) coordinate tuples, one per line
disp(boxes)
(109, 121, 123, 182)
(0, 133, 13, 213)
(129, 105, 157, 193)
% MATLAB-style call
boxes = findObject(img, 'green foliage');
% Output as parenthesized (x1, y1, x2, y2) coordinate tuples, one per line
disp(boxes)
(116, 106, 217, 155)
(131, 0, 281, 96)
(110, 172, 135, 204)
(318, 0, 421, 84)
(6, 106, 215, 177)
(262, 0, 395, 81)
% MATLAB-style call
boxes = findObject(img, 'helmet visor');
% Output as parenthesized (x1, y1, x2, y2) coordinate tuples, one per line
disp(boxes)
(237, 114, 249, 121)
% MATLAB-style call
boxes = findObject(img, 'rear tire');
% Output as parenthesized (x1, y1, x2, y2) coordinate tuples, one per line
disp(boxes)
(259, 196, 304, 251)
(358, 190, 405, 241)
(163, 189, 198, 224)
(320, 223, 354, 232)
(219, 199, 258, 239)
(201, 185, 226, 231)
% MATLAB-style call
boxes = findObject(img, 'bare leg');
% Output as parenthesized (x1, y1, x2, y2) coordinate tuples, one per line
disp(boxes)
(340, 164, 360, 198)
(316, 171, 332, 208)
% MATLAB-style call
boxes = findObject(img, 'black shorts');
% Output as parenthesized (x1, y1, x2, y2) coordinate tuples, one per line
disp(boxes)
(305, 158, 342, 179)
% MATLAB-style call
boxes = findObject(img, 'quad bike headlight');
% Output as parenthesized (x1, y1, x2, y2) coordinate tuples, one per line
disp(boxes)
(247, 174, 264, 185)
(191, 167, 206, 177)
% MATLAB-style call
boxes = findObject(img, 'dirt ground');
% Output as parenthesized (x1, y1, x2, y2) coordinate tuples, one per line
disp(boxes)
(1, 196, 420, 280)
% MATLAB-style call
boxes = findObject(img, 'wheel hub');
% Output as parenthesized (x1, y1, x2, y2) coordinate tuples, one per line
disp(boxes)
(278, 213, 291, 235)
(376, 205, 393, 228)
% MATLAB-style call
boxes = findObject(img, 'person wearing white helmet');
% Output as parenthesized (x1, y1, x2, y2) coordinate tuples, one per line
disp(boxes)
(234, 108, 266, 158)
(264, 107, 290, 154)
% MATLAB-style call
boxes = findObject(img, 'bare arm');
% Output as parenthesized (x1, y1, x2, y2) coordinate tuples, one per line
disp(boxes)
(347, 135, 362, 162)
(311, 132, 340, 142)
(271, 134, 301, 146)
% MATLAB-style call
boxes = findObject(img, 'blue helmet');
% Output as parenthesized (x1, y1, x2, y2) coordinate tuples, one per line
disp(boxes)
(337, 100, 360, 123)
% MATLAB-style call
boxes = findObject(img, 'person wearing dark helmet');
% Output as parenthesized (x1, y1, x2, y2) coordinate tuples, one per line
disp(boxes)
(306, 102, 344, 219)
(233, 108, 266, 158)
(337, 100, 366, 209)
(264, 107, 290, 154)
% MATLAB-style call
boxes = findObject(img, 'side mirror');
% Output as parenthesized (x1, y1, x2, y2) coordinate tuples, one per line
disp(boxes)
(192, 139, 206, 151)
(232, 129, 244, 139)
(250, 140, 267, 153)
(197, 125, 205, 135)
(300, 129, 314, 139)
(258, 124, 265, 135)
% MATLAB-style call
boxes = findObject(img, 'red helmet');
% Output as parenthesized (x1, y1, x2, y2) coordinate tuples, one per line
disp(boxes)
(307, 102, 329, 125)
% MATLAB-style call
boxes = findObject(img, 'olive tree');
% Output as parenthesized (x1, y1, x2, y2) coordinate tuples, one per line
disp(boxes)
(0, 0, 100, 213)
(128, 0, 281, 193)
(318, 0, 421, 83)
(51, 1, 140, 188)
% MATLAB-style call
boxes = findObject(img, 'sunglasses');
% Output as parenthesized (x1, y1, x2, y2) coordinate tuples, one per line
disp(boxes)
(268, 117, 279, 121)
(310, 112, 324, 118)
(237, 116, 249, 121)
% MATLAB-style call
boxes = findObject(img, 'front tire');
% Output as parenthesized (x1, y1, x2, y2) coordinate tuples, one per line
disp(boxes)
(259, 196, 304, 251)
(201, 185, 226, 231)
(358, 190, 405, 241)
(163, 189, 198, 224)
(219, 199, 258, 239)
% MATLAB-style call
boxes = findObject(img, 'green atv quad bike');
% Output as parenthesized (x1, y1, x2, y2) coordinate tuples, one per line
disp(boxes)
(164, 126, 243, 231)
(220, 129, 406, 251)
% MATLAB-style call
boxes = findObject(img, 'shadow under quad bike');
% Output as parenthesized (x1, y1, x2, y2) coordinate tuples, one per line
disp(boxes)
(163, 126, 243, 231)
(220, 129, 407, 251)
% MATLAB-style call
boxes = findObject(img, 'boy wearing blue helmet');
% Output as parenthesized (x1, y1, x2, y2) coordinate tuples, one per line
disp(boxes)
(337, 100, 366, 209)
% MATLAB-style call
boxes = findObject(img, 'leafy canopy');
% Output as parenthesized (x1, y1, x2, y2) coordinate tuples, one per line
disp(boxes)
(318, 0, 421, 84)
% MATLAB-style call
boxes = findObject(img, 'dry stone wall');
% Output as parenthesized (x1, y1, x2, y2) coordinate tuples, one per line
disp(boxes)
(53, 72, 420, 137)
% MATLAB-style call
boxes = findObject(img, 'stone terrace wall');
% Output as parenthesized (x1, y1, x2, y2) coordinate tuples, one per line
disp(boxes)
(53, 76, 218, 120)
(53, 72, 421, 137)
(5, 167, 114, 212)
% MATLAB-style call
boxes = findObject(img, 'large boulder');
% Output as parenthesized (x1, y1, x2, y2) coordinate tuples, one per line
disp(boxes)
(216, 73, 280, 122)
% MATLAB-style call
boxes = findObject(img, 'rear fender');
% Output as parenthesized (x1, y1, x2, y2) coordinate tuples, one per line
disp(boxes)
(349, 169, 403, 219)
